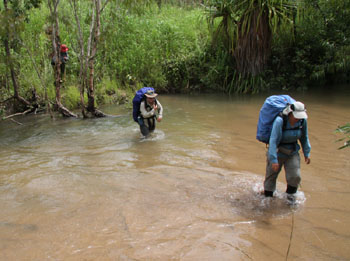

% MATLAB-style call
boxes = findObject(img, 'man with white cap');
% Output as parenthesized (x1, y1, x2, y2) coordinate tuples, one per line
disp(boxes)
(138, 90, 163, 137)
(263, 101, 311, 201)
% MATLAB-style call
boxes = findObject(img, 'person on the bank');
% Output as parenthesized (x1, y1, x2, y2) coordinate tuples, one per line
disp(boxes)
(51, 44, 69, 82)
(138, 90, 163, 137)
(264, 101, 311, 198)
(59, 44, 69, 77)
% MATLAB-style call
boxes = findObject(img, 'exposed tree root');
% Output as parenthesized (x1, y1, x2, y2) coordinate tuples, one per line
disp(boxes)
(83, 107, 106, 118)
(56, 102, 78, 118)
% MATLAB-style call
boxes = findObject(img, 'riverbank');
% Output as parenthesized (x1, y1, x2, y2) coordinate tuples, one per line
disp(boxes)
(1, 1, 350, 116)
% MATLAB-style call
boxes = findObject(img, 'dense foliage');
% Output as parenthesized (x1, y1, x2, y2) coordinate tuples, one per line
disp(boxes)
(266, 0, 350, 90)
(205, 0, 296, 93)
(0, 0, 349, 116)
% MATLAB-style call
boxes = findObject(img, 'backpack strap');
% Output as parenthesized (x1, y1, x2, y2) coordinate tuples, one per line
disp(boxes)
(140, 98, 157, 119)
(279, 114, 304, 150)
(280, 113, 304, 131)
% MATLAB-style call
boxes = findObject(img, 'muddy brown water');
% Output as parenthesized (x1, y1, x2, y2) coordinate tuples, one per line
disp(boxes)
(0, 86, 349, 260)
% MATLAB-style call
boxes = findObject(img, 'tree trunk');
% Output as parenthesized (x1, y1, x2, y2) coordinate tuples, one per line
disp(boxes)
(86, 0, 100, 115)
(70, 0, 106, 118)
(3, 0, 31, 110)
(69, 0, 88, 117)
(234, 7, 271, 76)
(85, 0, 105, 117)
(87, 59, 95, 113)
(48, 0, 77, 117)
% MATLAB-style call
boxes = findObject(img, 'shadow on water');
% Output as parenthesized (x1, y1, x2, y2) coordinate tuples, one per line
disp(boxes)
(0, 222, 38, 232)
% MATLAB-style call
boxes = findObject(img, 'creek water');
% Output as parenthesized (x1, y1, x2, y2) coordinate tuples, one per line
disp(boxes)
(0, 86, 349, 260)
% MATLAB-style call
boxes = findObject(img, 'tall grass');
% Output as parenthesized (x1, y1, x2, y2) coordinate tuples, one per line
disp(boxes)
(1, 2, 210, 111)
(98, 5, 209, 92)
(2, 0, 349, 112)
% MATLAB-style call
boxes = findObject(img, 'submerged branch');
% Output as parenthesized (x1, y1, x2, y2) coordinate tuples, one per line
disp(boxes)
(10, 118, 24, 125)
(2, 108, 32, 120)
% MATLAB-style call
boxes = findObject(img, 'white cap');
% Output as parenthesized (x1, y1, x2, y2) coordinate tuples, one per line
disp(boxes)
(283, 101, 308, 119)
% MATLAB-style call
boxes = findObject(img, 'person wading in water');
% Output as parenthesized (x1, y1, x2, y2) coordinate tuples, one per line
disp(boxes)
(263, 101, 311, 202)
(138, 90, 163, 137)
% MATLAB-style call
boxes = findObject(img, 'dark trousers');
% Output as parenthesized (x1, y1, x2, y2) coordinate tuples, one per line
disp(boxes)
(60, 63, 65, 74)
(138, 117, 155, 136)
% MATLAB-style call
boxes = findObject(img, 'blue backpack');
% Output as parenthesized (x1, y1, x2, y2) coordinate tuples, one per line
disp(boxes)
(132, 87, 155, 122)
(256, 95, 296, 144)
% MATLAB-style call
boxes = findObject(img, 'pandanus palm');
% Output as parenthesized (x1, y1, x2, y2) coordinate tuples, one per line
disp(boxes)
(206, 0, 296, 92)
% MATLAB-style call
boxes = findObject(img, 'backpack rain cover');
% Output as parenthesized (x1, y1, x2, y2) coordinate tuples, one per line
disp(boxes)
(256, 95, 296, 143)
(132, 87, 154, 122)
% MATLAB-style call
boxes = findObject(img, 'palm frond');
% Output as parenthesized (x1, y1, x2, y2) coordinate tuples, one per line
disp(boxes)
(335, 123, 350, 149)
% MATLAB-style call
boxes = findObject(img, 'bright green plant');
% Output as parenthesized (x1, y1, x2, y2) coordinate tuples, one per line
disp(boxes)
(0, 0, 43, 110)
(95, 79, 131, 105)
(98, 5, 208, 92)
(61, 85, 82, 110)
(336, 123, 350, 150)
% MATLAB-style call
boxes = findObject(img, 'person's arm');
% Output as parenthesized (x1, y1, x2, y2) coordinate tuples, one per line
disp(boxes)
(140, 101, 155, 118)
(156, 100, 163, 121)
(299, 119, 311, 164)
(268, 117, 283, 170)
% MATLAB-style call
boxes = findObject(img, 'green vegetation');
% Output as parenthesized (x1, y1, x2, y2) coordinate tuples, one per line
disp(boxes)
(206, 0, 296, 93)
(336, 123, 350, 149)
(266, 0, 350, 90)
(0, 0, 349, 116)
(97, 5, 209, 93)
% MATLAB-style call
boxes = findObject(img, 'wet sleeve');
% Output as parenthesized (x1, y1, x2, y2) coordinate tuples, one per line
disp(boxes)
(268, 117, 283, 164)
(157, 100, 163, 117)
(299, 119, 311, 157)
(140, 101, 155, 118)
